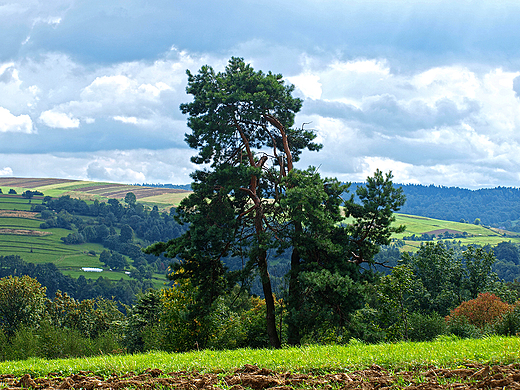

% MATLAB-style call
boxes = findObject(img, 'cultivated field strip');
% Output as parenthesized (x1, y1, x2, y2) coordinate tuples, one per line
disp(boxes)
(0, 178, 77, 188)
(0, 177, 191, 205)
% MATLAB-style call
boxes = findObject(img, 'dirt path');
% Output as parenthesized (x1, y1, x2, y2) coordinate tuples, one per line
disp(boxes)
(1, 363, 520, 389)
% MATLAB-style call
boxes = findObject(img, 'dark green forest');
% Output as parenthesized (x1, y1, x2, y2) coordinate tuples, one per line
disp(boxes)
(395, 184, 520, 230)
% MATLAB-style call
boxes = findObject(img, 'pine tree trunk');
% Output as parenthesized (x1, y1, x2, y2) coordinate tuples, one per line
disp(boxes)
(258, 249, 281, 348)
(287, 245, 301, 345)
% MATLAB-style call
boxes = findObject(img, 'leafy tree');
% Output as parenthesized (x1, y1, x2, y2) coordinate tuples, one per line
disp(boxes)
(446, 292, 512, 328)
(60, 232, 84, 244)
(146, 57, 405, 348)
(401, 242, 465, 315)
(8, 189, 16, 194)
(146, 57, 319, 348)
(99, 250, 112, 268)
(463, 246, 496, 298)
(46, 291, 124, 339)
(0, 275, 47, 337)
(376, 265, 421, 340)
(22, 190, 34, 200)
(120, 224, 134, 243)
(125, 192, 137, 206)
(110, 252, 128, 271)
(123, 289, 163, 353)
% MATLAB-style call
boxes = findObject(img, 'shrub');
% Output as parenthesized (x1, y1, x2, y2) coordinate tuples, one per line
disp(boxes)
(408, 312, 446, 341)
(446, 315, 485, 339)
(446, 292, 513, 328)
(348, 305, 386, 344)
(446, 293, 513, 329)
(495, 302, 520, 336)
(0, 275, 47, 337)
(5, 324, 123, 361)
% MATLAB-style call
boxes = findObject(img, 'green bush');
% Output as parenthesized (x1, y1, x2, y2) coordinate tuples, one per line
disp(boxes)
(33, 322, 92, 359)
(494, 304, 520, 336)
(5, 324, 124, 361)
(408, 312, 446, 341)
(348, 305, 386, 344)
(206, 299, 246, 350)
(446, 316, 485, 339)
(241, 298, 270, 348)
(7, 327, 40, 361)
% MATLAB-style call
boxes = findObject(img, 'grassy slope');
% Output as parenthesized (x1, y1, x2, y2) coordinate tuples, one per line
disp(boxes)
(394, 213, 520, 251)
(0, 178, 192, 208)
(0, 196, 142, 282)
(0, 336, 518, 376)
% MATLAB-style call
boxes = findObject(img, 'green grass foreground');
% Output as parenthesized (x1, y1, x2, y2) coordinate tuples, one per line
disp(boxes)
(1, 336, 519, 377)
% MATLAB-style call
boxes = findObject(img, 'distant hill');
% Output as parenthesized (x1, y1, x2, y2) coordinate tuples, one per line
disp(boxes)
(345, 183, 520, 231)
(3, 177, 520, 231)
(396, 184, 520, 231)
(0, 177, 192, 208)
(135, 183, 192, 191)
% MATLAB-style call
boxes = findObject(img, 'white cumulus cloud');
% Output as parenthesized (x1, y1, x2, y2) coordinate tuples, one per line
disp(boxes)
(39, 110, 79, 128)
(0, 166, 13, 176)
(0, 107, 33, 133)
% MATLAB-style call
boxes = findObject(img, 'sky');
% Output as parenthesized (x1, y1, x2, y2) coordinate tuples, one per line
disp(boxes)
(2, 0, 520, 189)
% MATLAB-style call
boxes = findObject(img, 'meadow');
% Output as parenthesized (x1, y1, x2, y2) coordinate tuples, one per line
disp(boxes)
(0, 195, 130, 281)
(0, 178, 192, 208)
(0, 336, 517, 377)
(393, 213, 520, 251)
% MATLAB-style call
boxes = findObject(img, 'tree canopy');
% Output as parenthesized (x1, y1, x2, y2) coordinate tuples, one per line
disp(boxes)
(146, 57, 405, 348)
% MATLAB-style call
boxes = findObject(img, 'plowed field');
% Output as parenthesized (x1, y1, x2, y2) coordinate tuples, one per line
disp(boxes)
(2, 364, 520, 389)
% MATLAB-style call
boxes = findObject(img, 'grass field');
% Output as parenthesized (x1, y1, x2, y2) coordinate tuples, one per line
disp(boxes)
(393, 213, 520, 251)
(0, 194, 171, 285)
(0, 336, 517, 377)
(0, 195, 133, 280)
(0, 177, 192, 208)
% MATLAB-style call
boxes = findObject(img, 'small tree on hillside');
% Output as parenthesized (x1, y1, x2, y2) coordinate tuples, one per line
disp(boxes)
(0, 275, 47, 337)
(125, 192, 137, 207)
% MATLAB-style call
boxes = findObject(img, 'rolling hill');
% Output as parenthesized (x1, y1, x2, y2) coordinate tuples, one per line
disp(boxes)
(0, 177, 191, 208)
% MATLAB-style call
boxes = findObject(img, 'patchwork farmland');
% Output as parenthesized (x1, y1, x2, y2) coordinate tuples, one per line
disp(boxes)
(0, 177, 191, 208)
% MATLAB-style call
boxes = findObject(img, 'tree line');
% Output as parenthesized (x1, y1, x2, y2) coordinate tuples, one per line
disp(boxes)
(397, 184, 520, 231)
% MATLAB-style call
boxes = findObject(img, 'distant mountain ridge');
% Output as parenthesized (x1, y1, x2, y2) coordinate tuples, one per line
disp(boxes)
(394, 184, 520, 231)
(134, 183, 192, 191)
(139, 181, 520, 230)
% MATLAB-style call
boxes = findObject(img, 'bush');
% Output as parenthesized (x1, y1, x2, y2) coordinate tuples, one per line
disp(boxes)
(206, 298, 247, 350)
(7, 327, 40, 360)
(446, 315, 485, 339)
(408, 312, 446, 341)
(348, 305, 386, 344)
(5, 324, 123, 361)
(495, 303, 520, 336)
(446, 292, 513, 328)
(0, 275, 47, 337)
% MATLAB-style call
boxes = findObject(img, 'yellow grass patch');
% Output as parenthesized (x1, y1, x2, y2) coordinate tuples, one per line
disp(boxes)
(0, 210, 39, 219)
(0, 228, 51, 236)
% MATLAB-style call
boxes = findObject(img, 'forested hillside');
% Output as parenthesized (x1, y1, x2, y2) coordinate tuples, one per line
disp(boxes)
(368, 184, 520, 230)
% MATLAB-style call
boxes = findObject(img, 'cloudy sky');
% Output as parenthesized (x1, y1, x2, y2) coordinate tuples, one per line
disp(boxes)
(2, 0, 520, 189)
